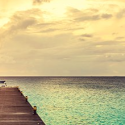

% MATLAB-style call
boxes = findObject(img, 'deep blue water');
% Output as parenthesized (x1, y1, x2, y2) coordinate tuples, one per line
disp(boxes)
(0, 76, 125, 125)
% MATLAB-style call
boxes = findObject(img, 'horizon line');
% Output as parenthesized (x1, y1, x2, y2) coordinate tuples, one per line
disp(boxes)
(0, 75, 125, 77)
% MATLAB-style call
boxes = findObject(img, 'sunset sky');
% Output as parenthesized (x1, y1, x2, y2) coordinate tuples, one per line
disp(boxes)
(0, 0, 125, 76)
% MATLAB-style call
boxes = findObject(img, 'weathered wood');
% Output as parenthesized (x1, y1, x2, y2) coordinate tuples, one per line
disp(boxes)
(0, 87, 45, 125)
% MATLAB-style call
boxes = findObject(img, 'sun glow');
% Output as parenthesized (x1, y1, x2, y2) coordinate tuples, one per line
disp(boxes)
(0, 18, 10, 27)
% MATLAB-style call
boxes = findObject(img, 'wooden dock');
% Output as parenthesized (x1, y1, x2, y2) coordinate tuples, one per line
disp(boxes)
(0, 87, 45, 125)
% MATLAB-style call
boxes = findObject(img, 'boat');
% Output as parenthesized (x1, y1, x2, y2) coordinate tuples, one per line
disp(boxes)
(0, 81, 5, 83)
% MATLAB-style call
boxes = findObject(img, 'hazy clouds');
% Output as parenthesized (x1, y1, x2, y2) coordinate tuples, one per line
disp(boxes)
(0, 0, 125, 76)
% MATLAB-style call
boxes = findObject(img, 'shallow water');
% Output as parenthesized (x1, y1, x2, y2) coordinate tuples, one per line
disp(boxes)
(0, 77, 125, 125)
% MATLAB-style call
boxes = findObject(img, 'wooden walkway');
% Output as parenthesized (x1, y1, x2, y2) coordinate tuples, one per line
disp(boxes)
(0, 87, 45, 125)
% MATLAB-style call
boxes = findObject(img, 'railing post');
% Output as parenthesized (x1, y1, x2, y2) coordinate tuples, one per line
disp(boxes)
(25, 96, 28, 102)
(33, 106, 37, 115)
(21, 91, 23, 95)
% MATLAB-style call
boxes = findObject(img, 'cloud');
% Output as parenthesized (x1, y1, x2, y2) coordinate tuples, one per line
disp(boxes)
(11, 17, 36, 30)
(66, 7, 113, 22)
(115, 37, 124, 40)
(33, 0, 50, 5)
(117, 9, 125, 18)
(75, 15, 100, 21)
(101, 13, 112, 19)
(40, 28, 60, 33)
(75, 13, 113, 22)
(0, 8, 43, 40)
(80, 34, 93, 38)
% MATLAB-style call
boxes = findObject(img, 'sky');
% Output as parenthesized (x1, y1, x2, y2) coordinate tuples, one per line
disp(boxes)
(0, 0, 125, 76)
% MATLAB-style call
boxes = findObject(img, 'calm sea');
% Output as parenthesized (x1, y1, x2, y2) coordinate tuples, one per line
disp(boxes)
(0, 76, 125, 125)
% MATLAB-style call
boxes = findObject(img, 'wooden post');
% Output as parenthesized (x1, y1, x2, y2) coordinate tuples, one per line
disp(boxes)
(33, 106, 37, 115)
(25, 96, 28, 102)
(21, 91, 23, 95)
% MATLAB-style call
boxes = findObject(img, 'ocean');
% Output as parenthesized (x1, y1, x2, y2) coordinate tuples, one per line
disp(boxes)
(0, 76, 125, 125)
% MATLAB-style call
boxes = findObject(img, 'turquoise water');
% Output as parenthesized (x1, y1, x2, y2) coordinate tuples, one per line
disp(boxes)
(1, 77, 125, 125)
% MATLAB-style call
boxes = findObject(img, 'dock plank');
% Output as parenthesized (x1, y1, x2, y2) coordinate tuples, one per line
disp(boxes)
(0, 87, 45, 125)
